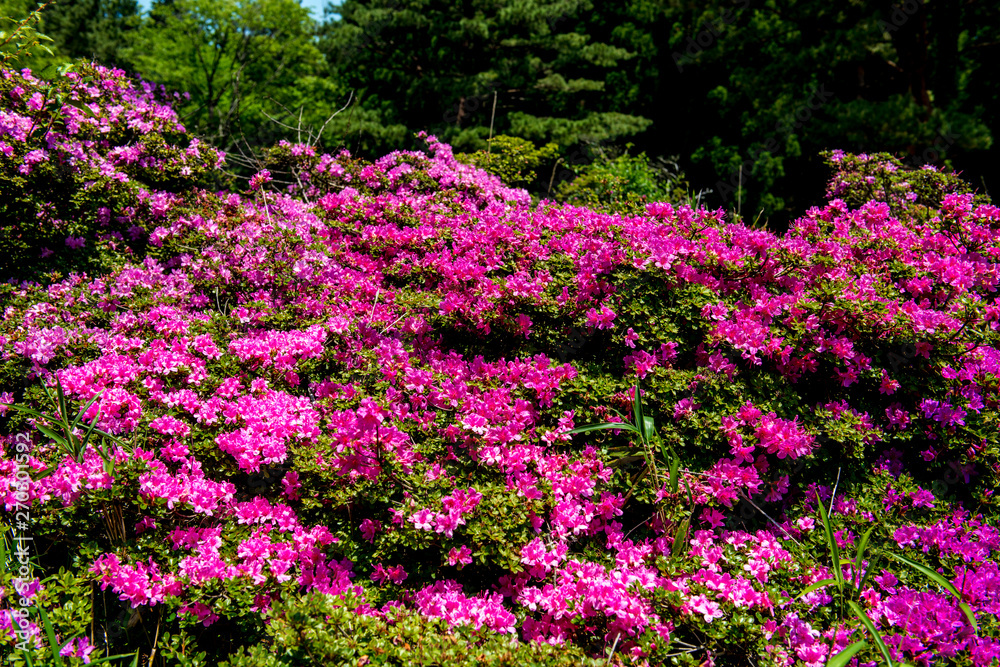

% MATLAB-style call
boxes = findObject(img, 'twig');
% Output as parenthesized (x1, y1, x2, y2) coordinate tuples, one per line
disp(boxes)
(828, 466, 842, 517)
(736, 490, 801, 545)
(369, 288, 380, 319)
(486, 90, 498, 164)
(606, 632, 621, 665)
(149, 607, 162, 666)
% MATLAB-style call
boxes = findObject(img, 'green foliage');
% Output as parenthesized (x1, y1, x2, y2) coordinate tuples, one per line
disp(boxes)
(0, 0, 66, 74)
(455, 135, 558, 190)
(0, 63, 218, 283)
(821, 150, 991, 221)
(219, 592, 607, 667)
(318, 0, 652, 155)
(40, 0, 140, 68)
(0, 377, 130, 475)
(555, 146, 693, 213)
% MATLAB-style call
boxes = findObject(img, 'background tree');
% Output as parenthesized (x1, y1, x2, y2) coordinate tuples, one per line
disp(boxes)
(318, 0, 652, 156)
(40, 0, 140, 67)
(1, 0, 70, 74)
(128, 0, 335, 155)
(593, 0, 997, 226)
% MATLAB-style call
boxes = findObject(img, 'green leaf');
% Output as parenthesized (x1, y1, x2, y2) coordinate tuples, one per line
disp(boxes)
(848, 601, 894, 667)
(0, 529, 7, 575)
(826, 639, 868, 667)
(70, 390, 105, 432)
(671, 517, 689, 558)
(796, 578, 838, 599)
(53, 379, 70, 427)
(566, 422, 637, 435)
(631, 383, 644, 443)
(883, 552, 977, 630)
(883, 552, 959, 598)
(642, 415, 655, 445)
(855, 525, 876, 571)
(816, 490, 844, 588)
(34, 424, 68, 448)
(667, 449, 680, 494)
(857, 551, 882, 600)
(36, 606, 66, 667)
(0, 403, 46, 419)
(76, 409, 104, 462)
(958, 602, 979, 634)
(88, 652, 139, 665)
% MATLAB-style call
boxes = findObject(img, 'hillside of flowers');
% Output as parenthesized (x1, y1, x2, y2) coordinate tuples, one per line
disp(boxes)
(2, 64, 1000, 667)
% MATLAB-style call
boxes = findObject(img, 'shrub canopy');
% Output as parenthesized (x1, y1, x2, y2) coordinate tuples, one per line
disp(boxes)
(1, 66, 999, 666)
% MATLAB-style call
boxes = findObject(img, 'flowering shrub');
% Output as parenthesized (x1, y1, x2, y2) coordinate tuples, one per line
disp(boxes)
(0, 63, 224, 283)
(1, 68, 999, 666)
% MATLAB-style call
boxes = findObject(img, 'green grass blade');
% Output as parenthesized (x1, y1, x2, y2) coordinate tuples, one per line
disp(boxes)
(642, 415, 655, 445)
(883, 552, 959, 597)
(566, 422, 638, 435)
(36, 606, 66, 667)
(797, 578, 838, 599)
(54, 379, 70, 427)
(667, 449, 680, 494)
(884, 551, 977, 630)
(848, 601, 894, 667)
(957, 602, 979, 634)
(0, 403, 46, 419)
(70, 390, 104, 430)
(631, 383, 645, 444)
(87, 652, 138, 665)
(816, 490, 844, 588)
(77, 408, 103, 461)
(857, 551, 882, 600)
(826, 639, 868, 667)
(855, 525, 876, 571)
(34, 424, 68, 448)
(671, 517, 690, 558)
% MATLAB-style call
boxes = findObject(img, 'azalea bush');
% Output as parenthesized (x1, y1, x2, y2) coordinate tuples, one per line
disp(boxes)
(0, 63, 224, 284)
(1, 65, 999, 667)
